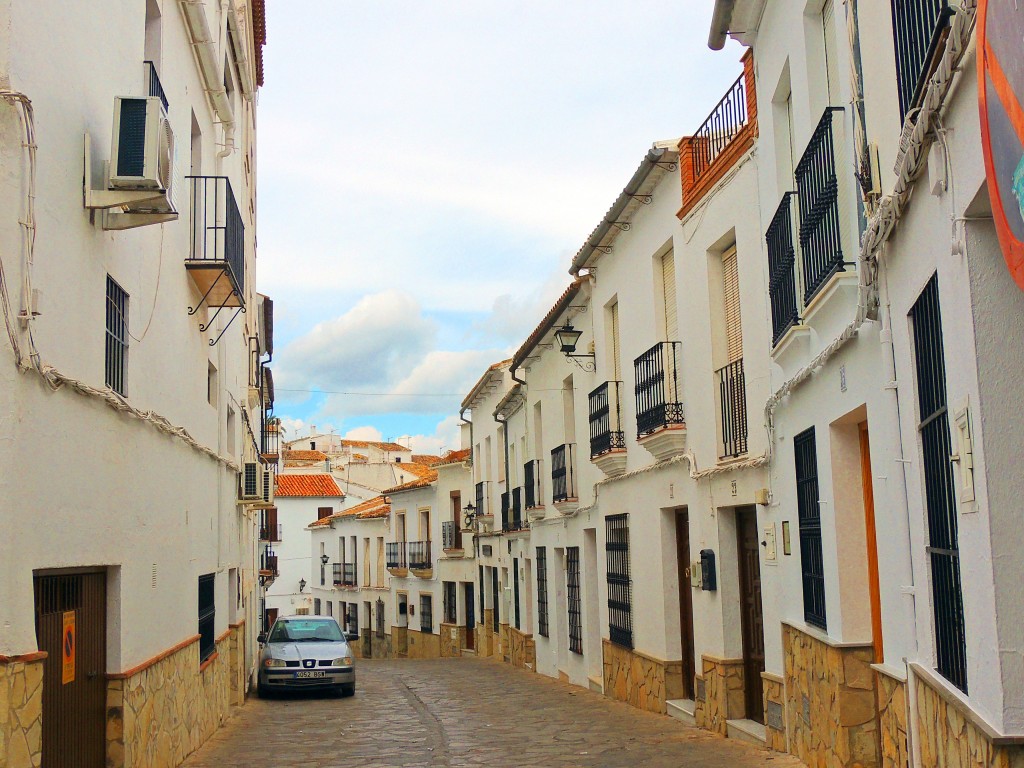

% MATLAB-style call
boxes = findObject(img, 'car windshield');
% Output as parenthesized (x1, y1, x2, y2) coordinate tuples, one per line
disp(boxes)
(268, 619, 345, 643)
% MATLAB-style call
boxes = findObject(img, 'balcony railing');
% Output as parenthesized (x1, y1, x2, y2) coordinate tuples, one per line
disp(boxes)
(332, 562, 357, 587)
(261, 550, 278, 575)
(259, 523, 282, 542)
(589, 381, 626, 458)
(891, 0, 954, 121)
(524, 460, 542, 509)
(408, 541, 432, 571)
(634, 342, 684, 436)
(503, 488, 526, 532)
(795, 108, 849, 304)
(474, 481, 488, 517)
(144, 61, 169, 111)
(186, 176, 246, 309)
(690, 74, 747, 180)
(386, 541, 406, 570)
(261, 422, 280, 457)
(442, 520, 463, 550)
(767, 192, 801, 345)
(500, 491, 510, 531)
(716, 359, 749, 459)
(551, 444, 577, 503)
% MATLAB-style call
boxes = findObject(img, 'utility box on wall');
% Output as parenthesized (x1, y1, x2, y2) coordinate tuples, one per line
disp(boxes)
(699, 549, 716, 591)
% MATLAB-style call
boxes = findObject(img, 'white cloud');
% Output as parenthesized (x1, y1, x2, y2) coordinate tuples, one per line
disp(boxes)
(395, 415, 463, 457)
(471, 268, 572, 345)
(344, 425, 385, 443)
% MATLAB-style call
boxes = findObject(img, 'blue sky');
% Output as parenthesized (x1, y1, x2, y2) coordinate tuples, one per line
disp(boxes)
(255, 1, 744, 453)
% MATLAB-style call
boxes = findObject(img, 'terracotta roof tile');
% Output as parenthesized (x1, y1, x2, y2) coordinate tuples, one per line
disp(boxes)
(384, 467, 439, 494)
(341, 439, 408, 452)
(276, 474, 343, 498)
(412, 454, 443, 466)
(281, 450, 328, 462)
(310, 495, 392, 527)
(461, 359, 512, 409)
(435, 448, 471, 466)
(511, 279, 586, 371)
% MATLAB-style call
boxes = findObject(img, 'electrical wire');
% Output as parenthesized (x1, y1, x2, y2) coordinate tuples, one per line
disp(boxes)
(0, 89, 239, 471)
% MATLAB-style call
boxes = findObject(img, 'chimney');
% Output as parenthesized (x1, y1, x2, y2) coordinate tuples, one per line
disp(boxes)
(310, 424, 316, 436)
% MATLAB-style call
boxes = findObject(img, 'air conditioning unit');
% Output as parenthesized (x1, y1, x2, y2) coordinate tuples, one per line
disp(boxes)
(239, 462, 261, 501)
(109, 96, 175, 213)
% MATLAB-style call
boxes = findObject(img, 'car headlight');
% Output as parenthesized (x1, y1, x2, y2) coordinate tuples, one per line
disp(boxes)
(332, 656, 353, 666)
(264, 658, 287, 667)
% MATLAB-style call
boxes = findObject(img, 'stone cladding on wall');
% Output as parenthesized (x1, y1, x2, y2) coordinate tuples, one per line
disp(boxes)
(876, 670, 908, 768)
(763, 671, 787, 753)
(914, 671, 1024, 768)
(106, 627, 240, 768)
(701, 655, 745, 735)
(439, 623, 466, 657)
(406, 629, 441, 659)
(508, 627, 535, 670)
(782, 623, 880, 768)
(601, 640, 684, 715)
(358, 632, 393, 659)
(0, 654, 45, 768)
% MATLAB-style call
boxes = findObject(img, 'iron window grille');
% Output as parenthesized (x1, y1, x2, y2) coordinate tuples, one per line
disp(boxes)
(143, 60, 169, 111)
(314, 598, 321, 615)
(500, 491, 510, 531)
(524, 460, 542, 509)
(634, 342, 684, 436)
(441, 520, 457, 549)
(408, 541, 432, 571)
(491, 569, 500, 632)
(716, 359, 748, 458)
(795, 108, 850, 304)
(891, 0, 954, 122)
(105, 276, 129, 396)
(420, 595, 433, 634)
(386, 541, 407, 569)
(766, 192, 801, 345)
(795, 427, 827, 630)
(475, 481, 487, 517)
(198, 574, 216, 664)
(444, 582, 457, 624)
(690, 73, 748, 179)
(347, 604, 358, 638)
(375, 598, 386, 638)
(589, 381, 626, 458)
(605, 514, 633, 649)
(511, 487, 523, 530)
(551, 444, 577, 503)
(536, 547, 549, 637)
(466, 583, 475, 635)
(333, 562, 356, 587)
(479, 566, 485, 620)
(513, 557, 521, 630)
(911, 275, 967, 693)
(567, 547, 583, 654)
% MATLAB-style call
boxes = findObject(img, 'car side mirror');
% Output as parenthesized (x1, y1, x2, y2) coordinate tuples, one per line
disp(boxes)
(257, 632, 267, 644)
(345, 631, 358, 642)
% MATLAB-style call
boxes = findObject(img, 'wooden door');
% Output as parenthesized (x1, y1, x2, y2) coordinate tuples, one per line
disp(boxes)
(464, 582, 475, 650)
(34, 572, 106, 768)
(736, 508, 765, 723)
(860, 422, 884, 662)
(674, 510, 696, 699)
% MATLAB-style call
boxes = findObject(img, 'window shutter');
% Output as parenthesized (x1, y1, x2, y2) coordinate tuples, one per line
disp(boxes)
(660, 251, 678, 341)
(722, 247, 743, 362)
(822, 0, 840, 104)
(317, 506, 332, 520)
(610, 302, 622, 381)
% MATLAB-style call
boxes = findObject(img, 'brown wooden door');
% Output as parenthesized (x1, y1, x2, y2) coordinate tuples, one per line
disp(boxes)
(859, 422, 884, 662)
(736, 508, 765, 723)
(674, 509, 696, 699)
(34, 571, 107, 768)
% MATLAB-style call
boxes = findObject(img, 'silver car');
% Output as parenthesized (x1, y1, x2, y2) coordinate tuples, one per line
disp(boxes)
(257, 615, 356, 697)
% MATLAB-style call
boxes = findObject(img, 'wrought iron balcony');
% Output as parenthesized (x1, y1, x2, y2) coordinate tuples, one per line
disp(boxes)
(716, 359, 748, 459)
(186, 176, 246, 344)
(474, 481, 488, 517)
(767, 192, 801, 345)
(551, 444, 577, 503)
(589, 381, 626, 458)
(441, 520, 463, 550)
(261, 550, 278, 575)
(634, 342, 684, 436)
(144, 61, 169, 111)
(523, 460, 542, 509)
(891, 0, 954, 121)
(690, 74, 747, 180)
(261, 418, 280, 460)
(796, 108, 850, 304)
(408, 541, 432, 571)
(500, 490, 510, 531)
(259, 523, 282, 543)
(502, 488, 527, 532)
(386, 541, 407, 570)
(332, 562, 357, 587)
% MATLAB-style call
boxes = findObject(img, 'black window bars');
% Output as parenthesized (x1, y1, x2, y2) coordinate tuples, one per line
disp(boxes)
(605, 514, 633, 649)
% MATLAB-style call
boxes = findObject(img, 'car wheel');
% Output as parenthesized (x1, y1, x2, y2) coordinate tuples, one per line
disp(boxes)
(256, 678, 272, 699)
(341, 683, 355, 697)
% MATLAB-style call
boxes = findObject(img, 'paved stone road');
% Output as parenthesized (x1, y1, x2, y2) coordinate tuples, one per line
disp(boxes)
(182, 657, 802, 767)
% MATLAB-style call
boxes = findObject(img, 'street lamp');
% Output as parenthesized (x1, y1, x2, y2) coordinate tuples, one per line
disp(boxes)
(462, 501, 478, 529)
(298, 578, 306, 593)
(554, 322, 595, 371)
(320, 554, 329, 565)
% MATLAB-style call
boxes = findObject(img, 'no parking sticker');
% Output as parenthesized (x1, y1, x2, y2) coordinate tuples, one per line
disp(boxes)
(62, 610, 75, 685)
(979, 0, 1024, 290)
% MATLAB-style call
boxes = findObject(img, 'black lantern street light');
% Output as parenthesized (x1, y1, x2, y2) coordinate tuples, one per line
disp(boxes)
(462, 501, 478, 529)
(299, 578, 307, 593)
(320, 554, 329, 565)
(554, 322, 595, 371)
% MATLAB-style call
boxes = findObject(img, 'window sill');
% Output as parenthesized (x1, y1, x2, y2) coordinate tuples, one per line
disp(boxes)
(801, 271, 858, 326)
(199, 651, 218, 673)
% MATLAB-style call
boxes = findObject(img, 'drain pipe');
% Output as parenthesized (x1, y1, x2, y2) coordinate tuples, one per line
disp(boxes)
(178, 0, 235, 159)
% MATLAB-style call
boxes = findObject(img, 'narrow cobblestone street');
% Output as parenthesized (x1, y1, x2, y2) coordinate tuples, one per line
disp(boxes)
(182, 657, 802, 767)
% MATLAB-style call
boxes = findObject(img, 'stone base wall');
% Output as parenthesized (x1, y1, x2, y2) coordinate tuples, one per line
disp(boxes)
(499, 623, 510, 661)
(107, 627, 239, 768)
(701, 655, 744, 735)
(783, 623, 879, 768)
(477, 611, 495, 658)
(914, 673, 1024, 768)
(763, 672, 787, 753)
(228, 623, 245, 707)
(0, 653, 45, 768)
(406, 629, 441, 660)
(877, 671, 908, 768)
(439, 623, 466, 658)
(392, 626, 408, 657)
(357, 632, 393, 659)
(602, 640, 683, 715)
(508, 627, 535, 670)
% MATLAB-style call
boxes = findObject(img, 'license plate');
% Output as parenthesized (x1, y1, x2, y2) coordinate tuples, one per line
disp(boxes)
(295, 670, 327, 678)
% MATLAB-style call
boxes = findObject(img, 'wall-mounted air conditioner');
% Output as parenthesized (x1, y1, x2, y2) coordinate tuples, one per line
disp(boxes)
(240, 462, 261, 501)
(108, 96, 175, 214)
